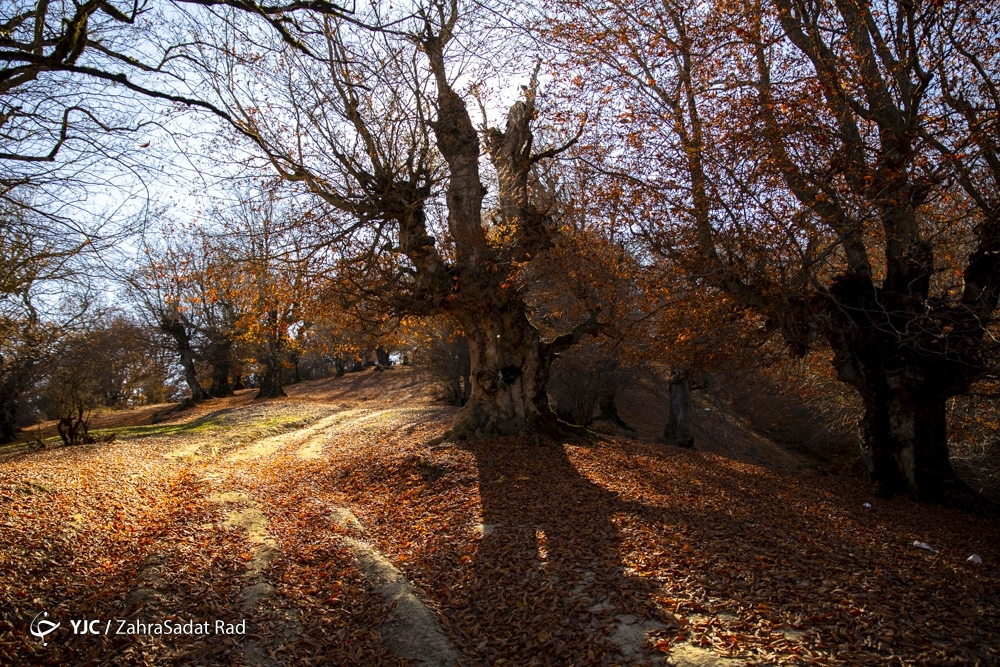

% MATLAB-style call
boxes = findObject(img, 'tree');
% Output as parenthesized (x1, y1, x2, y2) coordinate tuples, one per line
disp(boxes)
(128, 240, 211, 403)
(0, 0, 355, 170)
(215, 188, 317, 399)
(0, 199, 84, 441)
(35, 314, 168, 444)
(200, 0, 599, 438)
(79, 315, 171, 407)
(178, 234, 243, 398)
(546, 0, 1000, 504)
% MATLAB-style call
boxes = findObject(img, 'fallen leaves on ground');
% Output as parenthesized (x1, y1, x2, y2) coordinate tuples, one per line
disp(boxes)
(1, 369, 998, 666)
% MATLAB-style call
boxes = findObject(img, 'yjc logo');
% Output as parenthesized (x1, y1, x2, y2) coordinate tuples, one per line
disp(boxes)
(29, 612, 60, 646)
(69, 619, 104, 634)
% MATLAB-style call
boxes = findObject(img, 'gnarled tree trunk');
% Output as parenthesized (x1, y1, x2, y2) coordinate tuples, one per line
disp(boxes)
(180, 348, 207, 403)
(418, 38, 598, 441)
(830, 325, 973, 503)
(0, 363, 25, 444)
(451, 309, 551, 438)
(445, 304, 600, 440)
(256, 350, 287, 399)
(664, 374, 694, 448)
(207, 340, 235, 398)
(160, 317, 208, 404)
(858, 385, 956, 500)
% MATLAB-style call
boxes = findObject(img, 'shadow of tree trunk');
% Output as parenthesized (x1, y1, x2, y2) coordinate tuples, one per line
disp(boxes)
(455, 438, 664, 664)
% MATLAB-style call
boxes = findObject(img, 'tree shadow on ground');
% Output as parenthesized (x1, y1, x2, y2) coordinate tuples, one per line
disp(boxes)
(456, 436, 664, 666)
(446, 435, 1000, 666)
(561, 439, 1000, 665)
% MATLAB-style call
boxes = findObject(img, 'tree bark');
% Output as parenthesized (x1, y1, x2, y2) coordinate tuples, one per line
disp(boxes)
(858, 388, 959, 500)
(664, 375, 694, 448)
(830, 329, 976, 504)
(449, 309, 554, 438)
(161, 317, 208, 403)
(596, 391, 633, 431)
(179, 346, 207, 403)
(0, 365, 23, 444)
(255, 350, 287, 399)
(180, 348, 209, 403)
(445, 307, 599, 440)
(207, 340, 235, 398)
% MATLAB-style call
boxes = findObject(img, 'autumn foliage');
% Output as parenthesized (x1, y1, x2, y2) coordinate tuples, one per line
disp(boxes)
(2, 1, 1000, 663)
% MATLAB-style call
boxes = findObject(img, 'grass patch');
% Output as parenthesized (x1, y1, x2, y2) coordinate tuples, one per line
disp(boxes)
(97, 415, 225, 440)
(247, 414, 310, 431)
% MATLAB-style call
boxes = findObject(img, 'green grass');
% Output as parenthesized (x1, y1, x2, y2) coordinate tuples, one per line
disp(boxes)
(111, 412, 311, 442)
(2, 410, 325, 458)
(247, 414, 308, 430)
(94, 416, 224, 439)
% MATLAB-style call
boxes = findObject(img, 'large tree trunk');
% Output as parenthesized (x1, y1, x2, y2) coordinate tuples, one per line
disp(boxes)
(179, 348, 208, 403)
(161, 317, 208, 403)
(450, 309, 554, 438)
(828, 312, 978, 505)
(850, 367, 970, 504)
(0, 369, 21, 444)
(663, 374, 694, 448)
(207, 341, 235, 398)
(0, 351, 32, 443)
(256, 350, 286, 399)
(447, 307, 598, 440)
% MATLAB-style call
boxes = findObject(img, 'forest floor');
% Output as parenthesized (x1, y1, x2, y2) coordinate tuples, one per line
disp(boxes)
(1, 368, 998, 666)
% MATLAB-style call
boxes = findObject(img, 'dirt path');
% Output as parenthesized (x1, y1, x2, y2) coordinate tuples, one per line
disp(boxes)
(0, 370, 460, 665)
(199, 401, 460, 666)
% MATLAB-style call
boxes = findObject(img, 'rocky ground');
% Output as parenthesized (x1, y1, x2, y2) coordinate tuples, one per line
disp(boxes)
(1, 368, 998, 665)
